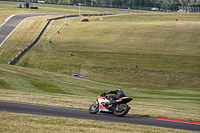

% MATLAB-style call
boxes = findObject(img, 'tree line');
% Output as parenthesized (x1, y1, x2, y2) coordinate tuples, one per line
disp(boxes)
(9, 0, 200, 11)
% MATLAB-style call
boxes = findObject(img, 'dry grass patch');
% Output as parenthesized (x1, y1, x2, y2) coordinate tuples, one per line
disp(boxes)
(0, 112, 198, 133)
(0, 64, 200, 122)
(0, 89, 93, 110)
(1, 88, 200, 121)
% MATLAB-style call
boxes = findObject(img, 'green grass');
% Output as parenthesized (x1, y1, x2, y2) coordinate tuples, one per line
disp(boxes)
(1, 112, 197, 133)
(1, 13, 198, 88)
(0, 64, 200, 122)
(0, 1, 200, 131)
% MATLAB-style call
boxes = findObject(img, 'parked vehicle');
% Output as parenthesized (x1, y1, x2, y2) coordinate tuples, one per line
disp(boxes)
(17, 4, 22, 8)
(89, 93, 132, 117)
(80, 18, 89, 22)
(71, 74, 84, 78)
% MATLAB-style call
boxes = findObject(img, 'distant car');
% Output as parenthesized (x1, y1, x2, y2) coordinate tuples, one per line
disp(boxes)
(80, 18, 89, 22)
(71, 74, 84, 78)
(17, 4, 22, 8)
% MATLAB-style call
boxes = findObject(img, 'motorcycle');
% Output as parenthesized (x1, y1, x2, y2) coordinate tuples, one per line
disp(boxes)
(89, 94, 132, 117)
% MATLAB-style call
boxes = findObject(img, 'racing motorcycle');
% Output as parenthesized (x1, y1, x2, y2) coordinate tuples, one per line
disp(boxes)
(89, 94, 132, 117)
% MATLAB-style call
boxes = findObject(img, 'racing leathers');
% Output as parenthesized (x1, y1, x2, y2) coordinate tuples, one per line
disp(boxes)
(103, 89, 126, 106)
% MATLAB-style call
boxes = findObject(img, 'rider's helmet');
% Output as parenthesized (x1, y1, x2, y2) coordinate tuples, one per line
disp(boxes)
(116, 88, 122, 91)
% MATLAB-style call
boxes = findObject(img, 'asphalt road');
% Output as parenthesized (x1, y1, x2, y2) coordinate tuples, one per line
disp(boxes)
(0, 101, 199, 131)
(0, 13, 57, 46)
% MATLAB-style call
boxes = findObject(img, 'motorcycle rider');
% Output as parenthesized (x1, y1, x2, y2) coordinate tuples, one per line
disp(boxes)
(102, 88, 126, 107)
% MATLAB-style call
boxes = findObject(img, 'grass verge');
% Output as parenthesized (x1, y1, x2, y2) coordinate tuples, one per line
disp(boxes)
(0, 64, 200, 122)
(1, 13, 199, 89)
(0, 112, 198, 133)
(0, 1, 200, 131)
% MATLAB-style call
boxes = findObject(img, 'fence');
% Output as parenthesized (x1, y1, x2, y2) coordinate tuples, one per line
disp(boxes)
(178, 6, 200, 13)
(8, 19, 51, 65)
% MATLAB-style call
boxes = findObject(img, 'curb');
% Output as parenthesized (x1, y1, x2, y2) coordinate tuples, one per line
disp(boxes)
(155, 118, 200, 125)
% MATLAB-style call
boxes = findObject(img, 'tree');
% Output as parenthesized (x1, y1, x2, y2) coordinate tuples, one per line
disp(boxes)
(138, 0, 145, 6)
(170, 2, 182, 11)
(86, 0, 91, 4)
(144, 0, 154, 7)
(155, 2, 161, 9)
(133, 0, 139, 6)
(126, 0, 133, 7)
(113, 0, 123, 5)
(161, 0, 170, 10)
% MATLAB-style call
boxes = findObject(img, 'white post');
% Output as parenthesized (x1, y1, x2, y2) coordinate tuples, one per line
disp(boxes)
(79, 3, 81, 17)
(29, 0, 30, 9)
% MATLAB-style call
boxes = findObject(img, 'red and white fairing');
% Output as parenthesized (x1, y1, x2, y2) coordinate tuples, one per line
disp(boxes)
(97, 95, 130, 112)
(97, 95, 110, 112)
(89, 94, 132, 116)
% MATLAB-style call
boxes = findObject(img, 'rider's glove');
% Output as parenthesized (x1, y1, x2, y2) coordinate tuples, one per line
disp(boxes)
(101, 93, 106, 96)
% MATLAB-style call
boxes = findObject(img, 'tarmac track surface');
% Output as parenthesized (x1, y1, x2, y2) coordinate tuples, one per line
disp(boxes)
(0, 101, 200, 131)
(0, 13, 58, 46)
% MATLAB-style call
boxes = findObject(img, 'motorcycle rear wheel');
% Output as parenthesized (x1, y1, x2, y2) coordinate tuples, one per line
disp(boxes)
(114, 103, 130, 117)
(89, 102, 99, 114)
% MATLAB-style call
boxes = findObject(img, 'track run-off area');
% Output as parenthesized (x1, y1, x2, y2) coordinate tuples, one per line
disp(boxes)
(0, 101, 200, 131)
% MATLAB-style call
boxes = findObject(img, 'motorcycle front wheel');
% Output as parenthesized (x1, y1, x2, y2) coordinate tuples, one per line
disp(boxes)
(89, 102, 99, 114)
(114, 103, 130, 117)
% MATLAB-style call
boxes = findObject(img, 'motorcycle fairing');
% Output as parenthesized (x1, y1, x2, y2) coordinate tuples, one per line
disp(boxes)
(89, 94, 132, 116)
(98, 98, 110, 112)
(97, 95, 132, 112)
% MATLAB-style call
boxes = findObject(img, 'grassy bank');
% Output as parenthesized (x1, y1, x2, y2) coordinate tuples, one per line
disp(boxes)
(0, 1, 200, 131)
(1, 112, 197, 133)
(0, 64, 200, 122)
(1, 13, 199, 89)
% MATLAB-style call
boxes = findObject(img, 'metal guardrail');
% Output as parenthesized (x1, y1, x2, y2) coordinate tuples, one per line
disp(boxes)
(8, 19, 51, 65)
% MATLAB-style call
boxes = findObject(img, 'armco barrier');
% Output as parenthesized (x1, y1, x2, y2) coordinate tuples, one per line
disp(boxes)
(8, 16, 63, 65)
(8, 18, 51, 65)
(8, 14, 112, 65)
